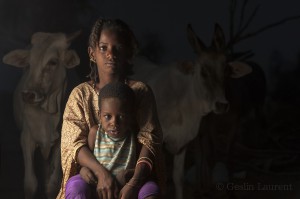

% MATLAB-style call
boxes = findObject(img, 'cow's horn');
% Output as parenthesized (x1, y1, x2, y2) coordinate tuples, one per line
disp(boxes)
(66, 30, 82, 43)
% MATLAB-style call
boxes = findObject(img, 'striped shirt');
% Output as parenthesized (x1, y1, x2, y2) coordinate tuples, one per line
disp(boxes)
(93, 127, 136, 176)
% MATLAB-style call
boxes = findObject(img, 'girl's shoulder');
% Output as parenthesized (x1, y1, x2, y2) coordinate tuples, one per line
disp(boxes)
(73, 81, 93, 90)
(70, 81, 97, 96)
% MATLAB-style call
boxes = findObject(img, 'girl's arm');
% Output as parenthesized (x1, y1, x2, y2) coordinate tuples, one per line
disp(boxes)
(118, 145, 154, 199)
(88, 125, 98, 152)
(79, 125, 99, 184)
(128, 145, 154, 186)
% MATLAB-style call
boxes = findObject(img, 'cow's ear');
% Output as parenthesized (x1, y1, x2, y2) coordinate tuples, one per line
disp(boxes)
(63, 50, 80, 68)
(2, 49, 30, 68)
(31, 32, 49, 45)
(229, 61, 253, 78)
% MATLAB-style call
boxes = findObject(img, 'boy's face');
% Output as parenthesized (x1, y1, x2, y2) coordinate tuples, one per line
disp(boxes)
(99, 97, 132, 139)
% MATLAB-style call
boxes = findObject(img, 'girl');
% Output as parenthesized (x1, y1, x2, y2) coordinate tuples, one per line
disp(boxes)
(57, 18, 164, 199)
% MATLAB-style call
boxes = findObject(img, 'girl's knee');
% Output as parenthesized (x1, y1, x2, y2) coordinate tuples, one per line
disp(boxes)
(138, 181, 160, 199)
(65, 174, 91, 199)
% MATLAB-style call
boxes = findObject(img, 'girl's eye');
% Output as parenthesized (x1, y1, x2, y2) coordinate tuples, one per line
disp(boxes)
(118, 115, 124, 120)
(116, 45, 123, 51)
(99, 46, 107, 52)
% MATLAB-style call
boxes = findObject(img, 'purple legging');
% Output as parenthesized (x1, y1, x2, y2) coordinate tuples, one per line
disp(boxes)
(65, 174, 159, 199)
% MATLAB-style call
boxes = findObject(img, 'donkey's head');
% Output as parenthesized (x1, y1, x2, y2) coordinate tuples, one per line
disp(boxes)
(185, 23, 253, 114)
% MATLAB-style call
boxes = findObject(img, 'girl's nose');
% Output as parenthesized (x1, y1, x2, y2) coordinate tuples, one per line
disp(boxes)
(106, 48, 117, 60)
(106, 51, 112, 60)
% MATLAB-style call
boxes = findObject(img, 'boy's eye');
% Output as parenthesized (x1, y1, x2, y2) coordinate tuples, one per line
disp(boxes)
(104, 115, 111, 120)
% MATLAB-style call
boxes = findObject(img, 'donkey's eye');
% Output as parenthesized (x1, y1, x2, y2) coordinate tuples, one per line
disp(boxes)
(201, 68, 208, 78)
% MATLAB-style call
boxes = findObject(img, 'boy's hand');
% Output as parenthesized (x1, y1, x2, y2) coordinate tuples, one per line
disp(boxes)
(95, 169, 119, 199)
(80, 166, 97, 185)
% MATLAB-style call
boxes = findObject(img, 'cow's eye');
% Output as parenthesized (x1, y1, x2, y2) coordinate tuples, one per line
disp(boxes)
(47, 59, 58, 66)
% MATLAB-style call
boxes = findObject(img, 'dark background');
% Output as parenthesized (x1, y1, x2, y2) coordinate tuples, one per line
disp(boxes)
(1, 0, 300, 198)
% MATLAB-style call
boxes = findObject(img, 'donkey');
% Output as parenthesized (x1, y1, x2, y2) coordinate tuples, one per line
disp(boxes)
(132, 24, 253, 199)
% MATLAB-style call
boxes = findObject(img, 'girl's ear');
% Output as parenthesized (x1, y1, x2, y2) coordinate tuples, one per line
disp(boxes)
(88, 47, 95, 61)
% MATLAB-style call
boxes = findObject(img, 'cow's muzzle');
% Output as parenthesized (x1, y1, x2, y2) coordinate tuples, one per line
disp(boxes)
(22, 90, 45, 104)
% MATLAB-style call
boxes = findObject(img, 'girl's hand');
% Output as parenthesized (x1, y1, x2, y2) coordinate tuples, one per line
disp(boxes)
(115, 169, 134, 187)
(119, 183, 139, 199)
(95, 170, 119, 199)
(80, 166, 97, 185)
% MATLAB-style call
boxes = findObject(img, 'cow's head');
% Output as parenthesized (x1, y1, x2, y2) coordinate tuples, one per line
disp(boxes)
(185, 24, 252, 114)
(3, 31, 80, 113)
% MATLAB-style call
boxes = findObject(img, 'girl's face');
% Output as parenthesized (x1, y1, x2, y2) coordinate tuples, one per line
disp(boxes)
(91, 29, 130, 76)
(99, 97, 132, 139)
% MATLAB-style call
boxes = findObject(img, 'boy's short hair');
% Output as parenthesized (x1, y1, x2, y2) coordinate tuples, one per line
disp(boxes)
(98, 82, 135, 112)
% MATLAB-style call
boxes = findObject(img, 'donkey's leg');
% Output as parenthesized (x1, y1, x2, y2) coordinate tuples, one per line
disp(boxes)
(173, 148, 186, 199)
(21, 131, 37, 199)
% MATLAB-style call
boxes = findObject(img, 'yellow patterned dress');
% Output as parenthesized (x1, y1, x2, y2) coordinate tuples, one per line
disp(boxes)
(56, 81, 165, 199)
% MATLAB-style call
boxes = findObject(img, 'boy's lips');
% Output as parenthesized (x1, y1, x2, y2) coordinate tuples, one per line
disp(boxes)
(107, 130, 120, 135)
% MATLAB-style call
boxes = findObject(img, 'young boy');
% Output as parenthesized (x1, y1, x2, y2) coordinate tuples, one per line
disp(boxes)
(66, 82, 159, 199)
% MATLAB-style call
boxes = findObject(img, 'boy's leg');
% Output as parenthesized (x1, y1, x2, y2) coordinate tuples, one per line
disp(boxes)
(138, 181, 160, 199)
(65, 174, 91, 199)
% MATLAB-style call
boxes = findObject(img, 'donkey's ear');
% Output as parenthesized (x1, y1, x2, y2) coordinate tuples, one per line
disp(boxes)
(211, 23, 226, 51)
(187, 24, 207, 55)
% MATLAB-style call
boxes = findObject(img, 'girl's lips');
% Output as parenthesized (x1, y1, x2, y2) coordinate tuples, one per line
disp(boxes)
(105, 62, 116, 66)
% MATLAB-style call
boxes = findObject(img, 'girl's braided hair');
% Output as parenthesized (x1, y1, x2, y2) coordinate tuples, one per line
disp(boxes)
(88, 18, 139, 84)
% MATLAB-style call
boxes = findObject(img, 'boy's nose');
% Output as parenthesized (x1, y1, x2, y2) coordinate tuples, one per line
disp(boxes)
(110, 116, 119, 126)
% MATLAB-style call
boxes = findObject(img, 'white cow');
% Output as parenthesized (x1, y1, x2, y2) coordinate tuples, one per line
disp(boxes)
(2, 31, 80, 199)
(132, 24, 252, 199)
